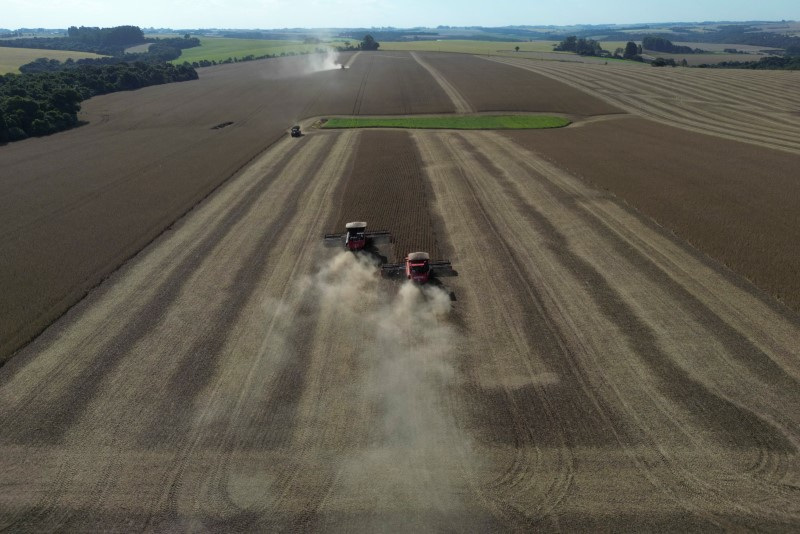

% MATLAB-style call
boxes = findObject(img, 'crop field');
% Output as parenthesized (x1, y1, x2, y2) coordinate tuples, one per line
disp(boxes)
(172, 37, 339, 64)
(381, 39, 761, 65)
(0, 51, 799, 530)
(381, 39, 560, 55)
(322, 114, 570, 129)
(0, 47, 105, 74)
(491, 55, 800, 153)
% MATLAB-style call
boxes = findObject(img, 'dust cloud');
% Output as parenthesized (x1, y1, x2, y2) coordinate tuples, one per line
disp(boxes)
(303, 251, 471, 525)
(259, 47, 343, 79)
(304, 47, 342, 73)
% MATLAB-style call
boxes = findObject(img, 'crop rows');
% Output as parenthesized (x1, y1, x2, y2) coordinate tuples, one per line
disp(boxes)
(419, 52, 622, 116)
(326, 130, 439, 261)
(492, 56, 800, 153)
(0, 53, 454, 361)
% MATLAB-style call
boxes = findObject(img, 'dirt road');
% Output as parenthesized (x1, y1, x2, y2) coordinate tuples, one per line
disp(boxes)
(1, 127, 798, 530)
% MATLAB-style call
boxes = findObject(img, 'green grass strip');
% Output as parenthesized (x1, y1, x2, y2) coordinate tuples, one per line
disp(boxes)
(322, 115, 570, 130)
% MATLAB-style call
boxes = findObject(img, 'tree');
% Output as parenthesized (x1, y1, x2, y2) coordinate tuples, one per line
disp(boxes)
(554, 36, 577, 52)
(0, 111, 9, 143)
(515, 46, 520, 52)
(554, 36, 603, 56)
(623, 41, 638, 59)
(574, 38, 602, 56)
(651, 57, 677, 67)
(360, 34, 379, 51)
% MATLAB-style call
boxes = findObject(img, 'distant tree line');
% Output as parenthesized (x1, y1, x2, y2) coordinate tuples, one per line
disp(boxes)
(642, 35, 704, 54)
(0, 26, 200, 59)
(17, 37, 202, 74)
(554, 36, 604, 56)
(586, 25, 800, 51)
(67, 25, 144, 47)
(0, 62, 198, 143)
(337, 34, 380, 51)
(337, 30, 434, 42)
(650, 57, 680, 67)
(696, 55, 800, 70)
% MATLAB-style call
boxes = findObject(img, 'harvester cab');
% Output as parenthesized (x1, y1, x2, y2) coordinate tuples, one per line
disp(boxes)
(381, 252, 456, 284)
(323, 221, 391, 252)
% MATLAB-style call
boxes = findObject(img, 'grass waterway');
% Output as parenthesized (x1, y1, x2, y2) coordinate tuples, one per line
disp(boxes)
(322, 115, 570, 130)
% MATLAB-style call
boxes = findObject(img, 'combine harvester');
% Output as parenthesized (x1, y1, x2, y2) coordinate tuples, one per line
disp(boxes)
(323, 221, 391, 252)
(381, 252, 456, 284)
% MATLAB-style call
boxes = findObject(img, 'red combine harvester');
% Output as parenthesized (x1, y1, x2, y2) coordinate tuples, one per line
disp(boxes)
(381, 252, 456, 284)
(323, 221, 391, 252)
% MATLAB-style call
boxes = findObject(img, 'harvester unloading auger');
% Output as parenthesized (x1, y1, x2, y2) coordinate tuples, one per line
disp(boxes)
(323, 221, 391, 252)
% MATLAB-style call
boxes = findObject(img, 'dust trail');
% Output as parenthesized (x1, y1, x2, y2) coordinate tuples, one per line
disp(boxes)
(305, 251, 470, 526)
(261, 48, 343, 79)
(304, 47, 342, 73)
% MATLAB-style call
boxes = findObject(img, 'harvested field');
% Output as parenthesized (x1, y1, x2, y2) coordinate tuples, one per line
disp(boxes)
(0, 47, 105, 74)
(491, 56, 800, 154)
(505, 117, 800, 311)
(0, 127, 798, 530)
(1, 50, 800, 530)
(0, 51, 452, 361)
(323, 115, 570, 129)
(419, 52, 623, 115)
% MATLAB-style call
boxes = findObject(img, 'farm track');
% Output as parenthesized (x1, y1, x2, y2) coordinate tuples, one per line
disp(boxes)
(489, 56, 800, 154)
(410, 52, 474, 114)
(1, 52, 800, 530)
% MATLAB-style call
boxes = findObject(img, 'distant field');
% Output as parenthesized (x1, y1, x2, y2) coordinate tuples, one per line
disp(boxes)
(0, 47, 105, 74)
(322, 115, 570, 130)
(380, 39, 762, 65)
(172, 37, 340, 64)
(380, 39, 560, 55)
(598, 40, 776, 56)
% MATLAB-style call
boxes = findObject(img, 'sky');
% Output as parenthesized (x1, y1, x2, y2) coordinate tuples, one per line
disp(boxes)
(2, 0, 798, 30)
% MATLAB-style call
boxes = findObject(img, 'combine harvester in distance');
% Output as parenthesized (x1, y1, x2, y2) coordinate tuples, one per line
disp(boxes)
(323, 221, 391, 252)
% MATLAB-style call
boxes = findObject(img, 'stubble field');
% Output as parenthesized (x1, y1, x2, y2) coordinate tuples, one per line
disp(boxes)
(0, 51, 799, 531)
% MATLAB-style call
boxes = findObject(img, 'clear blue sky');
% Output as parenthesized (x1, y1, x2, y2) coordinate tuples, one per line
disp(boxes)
(3, 0, 798, 30)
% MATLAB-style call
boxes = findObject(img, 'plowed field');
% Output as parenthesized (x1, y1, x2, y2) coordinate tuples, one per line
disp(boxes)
(1, 51, 799, 531)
